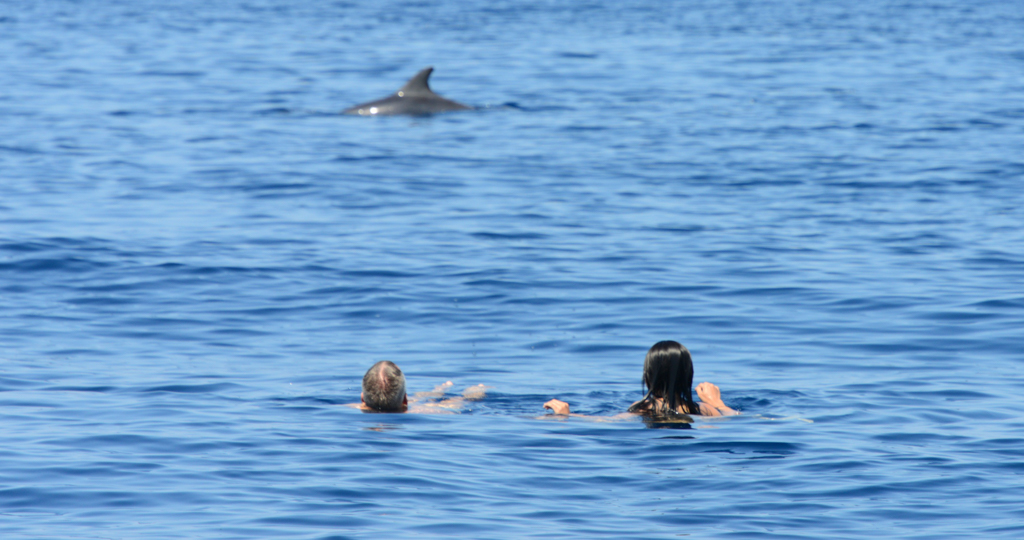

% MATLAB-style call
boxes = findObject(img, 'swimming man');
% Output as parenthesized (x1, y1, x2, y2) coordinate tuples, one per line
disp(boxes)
(355, 360, 486, 413)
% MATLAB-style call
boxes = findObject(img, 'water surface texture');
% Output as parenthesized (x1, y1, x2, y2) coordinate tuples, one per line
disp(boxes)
(2, 0, 1024, 538)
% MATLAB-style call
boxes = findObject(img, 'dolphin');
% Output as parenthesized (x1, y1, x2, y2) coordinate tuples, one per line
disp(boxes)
(343, 67, 473, 116)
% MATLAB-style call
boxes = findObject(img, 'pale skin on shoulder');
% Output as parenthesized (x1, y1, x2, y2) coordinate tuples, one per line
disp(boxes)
(543, 382, 738, 418)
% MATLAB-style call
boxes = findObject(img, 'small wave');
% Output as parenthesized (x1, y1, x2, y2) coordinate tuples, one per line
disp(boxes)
(140, 383, 243, 394)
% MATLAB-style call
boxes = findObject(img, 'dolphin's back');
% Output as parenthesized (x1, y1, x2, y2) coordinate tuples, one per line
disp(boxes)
(343, 67, 472, 116)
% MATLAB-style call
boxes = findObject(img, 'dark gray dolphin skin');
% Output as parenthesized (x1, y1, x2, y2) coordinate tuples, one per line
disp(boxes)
(343, 67, 472, 116)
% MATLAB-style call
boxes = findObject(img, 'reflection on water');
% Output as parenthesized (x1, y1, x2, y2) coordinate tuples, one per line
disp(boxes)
(363, 424, 404, 433)
(642, 418, 695, 430)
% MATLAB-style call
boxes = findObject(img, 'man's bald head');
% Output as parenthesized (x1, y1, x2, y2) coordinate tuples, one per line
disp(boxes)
(361, 361, 407, 412)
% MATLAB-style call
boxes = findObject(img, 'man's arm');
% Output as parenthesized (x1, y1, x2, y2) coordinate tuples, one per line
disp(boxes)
(408, 381, 455, 403)
(410, 384, 489, 413)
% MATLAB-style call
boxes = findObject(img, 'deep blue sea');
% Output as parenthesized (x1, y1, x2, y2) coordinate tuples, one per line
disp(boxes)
(2, 0, 1023, 538)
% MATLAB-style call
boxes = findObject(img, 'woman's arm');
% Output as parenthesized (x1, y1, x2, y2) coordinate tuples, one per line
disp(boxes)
(696, 382, 739, 416)
(542, 399, 642, 422)
(544, 399, 571, 415)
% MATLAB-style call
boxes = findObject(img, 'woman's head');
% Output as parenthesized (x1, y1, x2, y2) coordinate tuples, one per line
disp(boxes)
(361, 361, 407, 412)
(638, 340, 698, 415)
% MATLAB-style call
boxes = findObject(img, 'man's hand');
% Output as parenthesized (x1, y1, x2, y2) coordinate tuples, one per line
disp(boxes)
(462, 384, 489, 400)
(433, 381, 454, 393)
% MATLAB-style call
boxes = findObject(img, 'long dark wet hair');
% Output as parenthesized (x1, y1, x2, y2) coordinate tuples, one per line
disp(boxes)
(627, 341, 700, 416)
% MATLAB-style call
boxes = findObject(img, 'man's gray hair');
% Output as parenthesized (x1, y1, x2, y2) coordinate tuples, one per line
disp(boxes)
(362, 361, 406, 411)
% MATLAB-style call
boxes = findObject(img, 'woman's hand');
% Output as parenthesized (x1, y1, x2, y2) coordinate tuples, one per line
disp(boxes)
(544, 399, 571, 415)
(696, 382, 724, 407)
(696, 382, 739, 416)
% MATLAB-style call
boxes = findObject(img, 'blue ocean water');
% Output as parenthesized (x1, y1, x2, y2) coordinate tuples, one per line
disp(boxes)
(2, 0, 1024, 537)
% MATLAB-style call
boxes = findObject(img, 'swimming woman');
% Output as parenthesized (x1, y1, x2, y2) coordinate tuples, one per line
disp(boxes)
(543, 340, 738, 418)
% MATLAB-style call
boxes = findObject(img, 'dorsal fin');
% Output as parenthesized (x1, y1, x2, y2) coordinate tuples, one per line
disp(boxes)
(397, 67, 434, 96)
